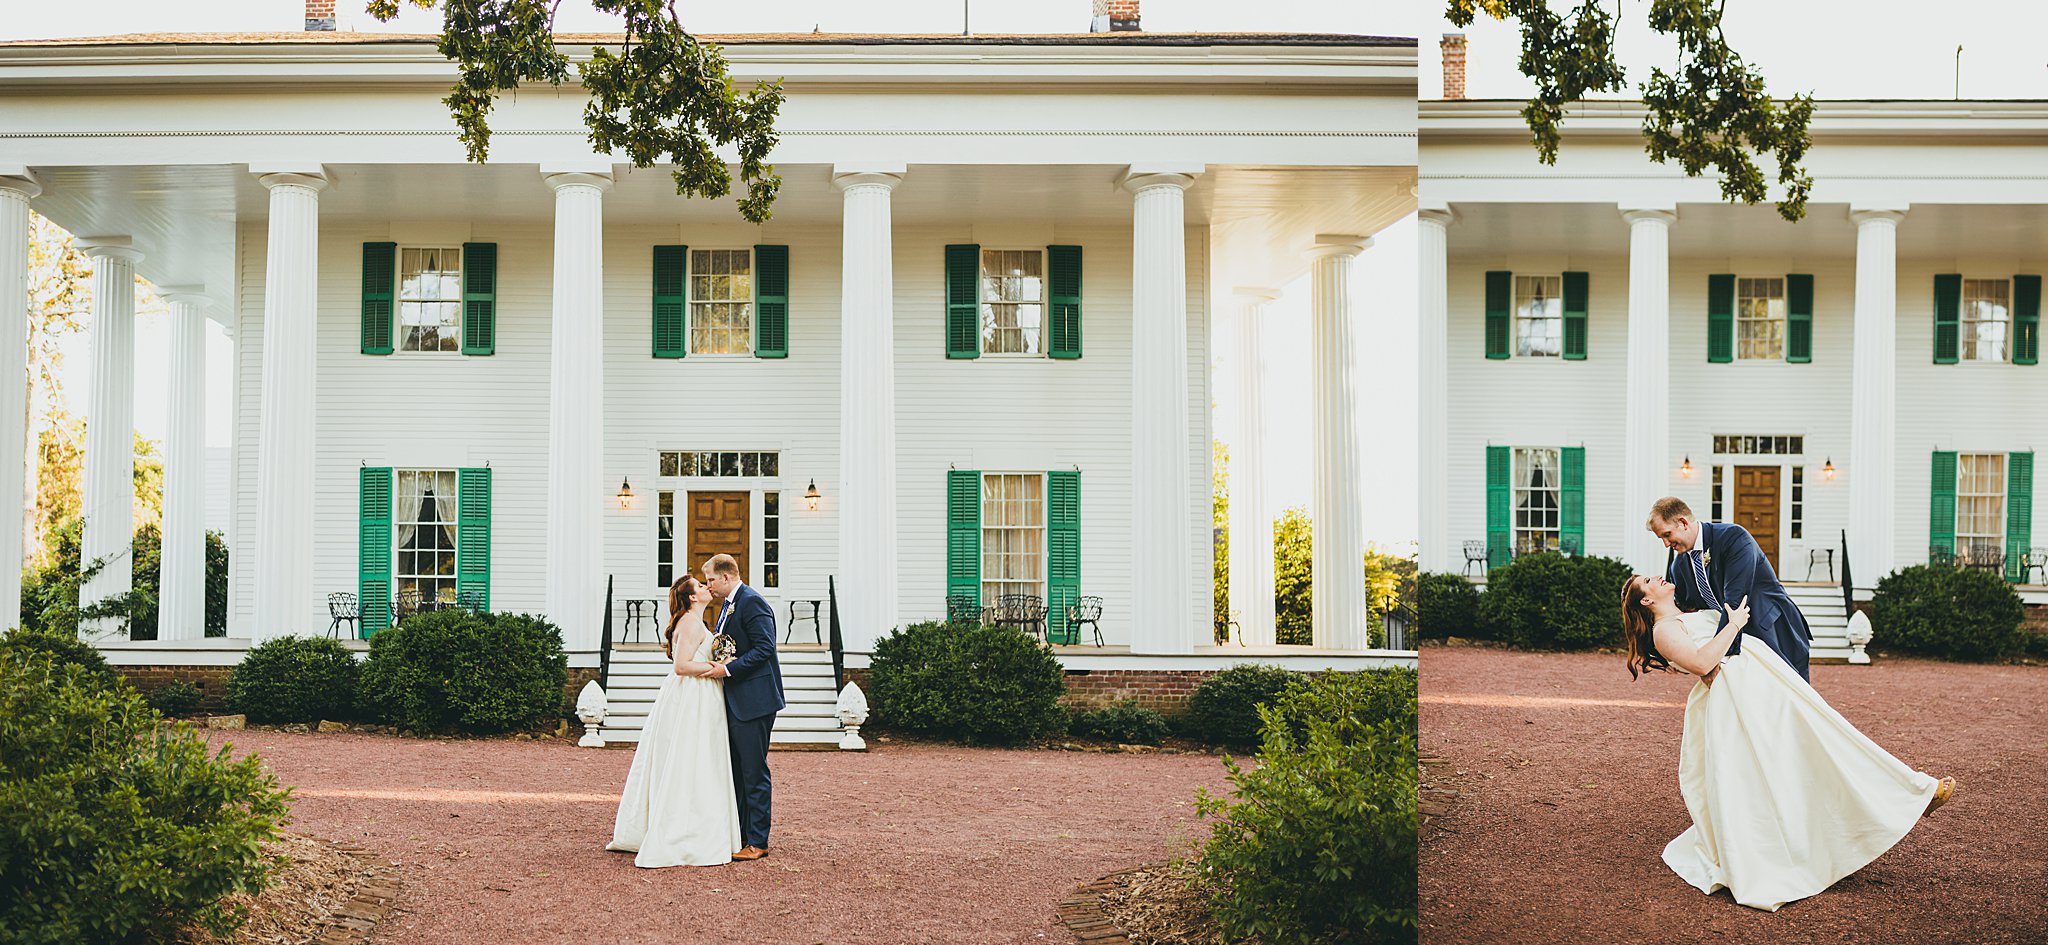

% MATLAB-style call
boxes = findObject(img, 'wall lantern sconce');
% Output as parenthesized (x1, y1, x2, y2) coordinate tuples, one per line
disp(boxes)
(617, 477, 634, 509)
(1823, 458, 1837, 480)
(805, 478, 822, 511)
(1680, 456, 1694, 479)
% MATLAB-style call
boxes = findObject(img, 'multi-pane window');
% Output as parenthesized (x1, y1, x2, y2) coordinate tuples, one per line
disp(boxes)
(1713, 435, 1805, 456)
(395, 470, 460, 604)
(762, 492, 780, 589)
(656, 491, 677, 589)
(690, 249, 753, 355)
(658, 450, 779, 478)
(981, 250, 1045, 355)
(398, 247, 462, 352)
(980, 473, 1045, 601)
(1515, 275, 1562, 358)
(1956, 453, 2006, 562)
(1513, 448, 1561, 555)
(1711, 465, 1725, 522)
(1737, 277, 1786, 360)
(1790, 466, 1805, 540)
(1962, 279, 2010, 362)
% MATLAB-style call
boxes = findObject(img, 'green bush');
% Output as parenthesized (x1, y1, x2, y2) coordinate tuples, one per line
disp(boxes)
(18, 521, 230, 640)
(1178, 663, 1304, 750)
(1069, 699, 1170, 745)
(1415, 572, 1481, 641)
(145, 679, 204, 717)
(1870, 565, 2027, 661)
(0, 626, 119, 689)
(1477, 552, 1633, 650)
(868, 621, 1068, 745)
(1197, 671, 1418, 945)
(225, 636, 359, 724)
(0, 649, 290, 944)
(356, 610, 568, 734)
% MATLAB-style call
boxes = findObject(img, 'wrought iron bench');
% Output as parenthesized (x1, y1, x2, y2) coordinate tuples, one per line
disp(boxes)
(993, 594, 1050, 642)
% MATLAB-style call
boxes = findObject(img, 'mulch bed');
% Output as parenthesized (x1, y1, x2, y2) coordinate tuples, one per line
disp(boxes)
(1421, 646, 2048, 945)
(177, 832, 398, 945)
(1088, 861, 1227, 945)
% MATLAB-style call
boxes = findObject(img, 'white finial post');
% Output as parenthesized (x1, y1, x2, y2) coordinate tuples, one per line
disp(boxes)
(1845, 610, 1875, 665)
(836, 681, 870, 751)
(575, 680, 610, 747)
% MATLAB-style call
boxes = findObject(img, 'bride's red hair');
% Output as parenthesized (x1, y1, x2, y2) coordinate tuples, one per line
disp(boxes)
(1621, 575, 1672, 680)
(661, 575, 704, 658)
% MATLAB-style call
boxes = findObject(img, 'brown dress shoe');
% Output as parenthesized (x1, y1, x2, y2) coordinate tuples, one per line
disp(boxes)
(732, 846, 768, 861)
(1925, 776, 1956, 816)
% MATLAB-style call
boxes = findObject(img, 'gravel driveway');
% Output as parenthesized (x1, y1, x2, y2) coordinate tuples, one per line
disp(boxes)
(202, 731, 1230, 945)
(1420, 646, 2048, 945)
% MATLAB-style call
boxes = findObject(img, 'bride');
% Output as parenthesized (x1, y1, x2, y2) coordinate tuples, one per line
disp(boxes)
(607, 575, 742, 867)
(1621, 575, 1956, 911)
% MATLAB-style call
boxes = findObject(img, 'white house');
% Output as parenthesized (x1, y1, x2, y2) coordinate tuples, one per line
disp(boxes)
(1420, 55, 2048, 659)
(0, 7, 1417, 740)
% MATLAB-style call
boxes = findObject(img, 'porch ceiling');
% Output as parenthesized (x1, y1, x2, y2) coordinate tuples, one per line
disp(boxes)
(1443, 201, 2048, 262)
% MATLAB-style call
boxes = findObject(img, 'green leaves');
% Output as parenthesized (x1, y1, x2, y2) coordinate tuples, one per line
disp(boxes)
(369, 0, 784, 222)
(356, 609, 569, 733)
(868, 621, 1069, 745)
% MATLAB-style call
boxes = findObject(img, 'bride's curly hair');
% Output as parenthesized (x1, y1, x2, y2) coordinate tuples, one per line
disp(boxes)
(1621, 575, 1673, 680)
(660, 575, 704, 659)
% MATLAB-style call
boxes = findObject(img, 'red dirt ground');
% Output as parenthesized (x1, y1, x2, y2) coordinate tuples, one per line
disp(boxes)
(1420, 646, 2048, 945)
(200, 731, 1230, 945)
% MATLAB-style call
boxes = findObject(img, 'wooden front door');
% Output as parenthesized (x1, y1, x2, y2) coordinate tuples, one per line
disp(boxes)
(688, 491, 750, 629)
(1731, 466, 1781, 573)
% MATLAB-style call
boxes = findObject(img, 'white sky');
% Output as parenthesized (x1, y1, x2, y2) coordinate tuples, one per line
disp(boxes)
(13, 0, 1423, 549)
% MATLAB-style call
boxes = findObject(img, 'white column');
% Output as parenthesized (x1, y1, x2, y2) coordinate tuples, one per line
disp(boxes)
(252, 171, 327, 640)
(833, 165, 905, 653)
(543, 170, 612, 653)
(0, 174, 37, 632)
(1124, 167, 1199, 655)
(1849, 207, 1905, 586)
(1418, 208, 1453, 574)
(1621, 208, 1677, 574)
(1228, 287, 1279, 647)
(1310, 236, 1369, 651)
(78, 238, 142, 639)
(158, 288, 209, 640)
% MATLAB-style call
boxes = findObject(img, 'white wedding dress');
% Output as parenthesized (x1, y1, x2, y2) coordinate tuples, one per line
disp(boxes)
(606, 623, 742, 868)
(1662, 609, 1940, 911)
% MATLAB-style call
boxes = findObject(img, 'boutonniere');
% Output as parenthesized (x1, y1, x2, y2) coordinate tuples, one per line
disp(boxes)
(1702, 550, 1713, 569)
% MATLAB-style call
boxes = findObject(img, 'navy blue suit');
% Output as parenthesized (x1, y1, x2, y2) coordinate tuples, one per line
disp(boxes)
(714, 582, 784, 849)
(1666, 521, 1812, 681)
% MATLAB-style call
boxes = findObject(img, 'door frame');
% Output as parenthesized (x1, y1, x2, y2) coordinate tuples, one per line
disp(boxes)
(646, 450, 790, 624)
(1708, 449, 1809, 575)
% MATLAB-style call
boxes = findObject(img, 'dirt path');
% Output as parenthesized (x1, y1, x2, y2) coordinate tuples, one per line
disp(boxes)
(202, 732, 1230, 945)
(1420, 646, 2048, 945)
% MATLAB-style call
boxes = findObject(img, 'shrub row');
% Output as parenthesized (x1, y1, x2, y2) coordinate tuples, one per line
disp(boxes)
(1869, 565, 2030, 661)
(1416, 552, 1632, 650)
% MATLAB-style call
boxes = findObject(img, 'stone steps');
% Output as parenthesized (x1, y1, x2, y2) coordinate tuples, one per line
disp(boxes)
(1784, 585, 1857, 663)
(595, 646, 843, 746)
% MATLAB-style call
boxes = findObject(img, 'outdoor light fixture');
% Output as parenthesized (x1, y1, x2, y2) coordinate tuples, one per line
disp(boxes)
(617, 477, 634, 509)
(805, 478, 821, 511)
(1823, 458, 1837, 480)
(1680, 456, 1694, 479)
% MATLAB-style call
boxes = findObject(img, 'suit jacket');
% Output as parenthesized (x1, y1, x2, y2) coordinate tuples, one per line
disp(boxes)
(1664, 521, 1811, 663)
(714, 583, 787, 723)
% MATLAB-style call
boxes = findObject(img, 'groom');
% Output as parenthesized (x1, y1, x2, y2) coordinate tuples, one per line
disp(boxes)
(1647, 497, 1813, 680)
(700, 553, 785, 861)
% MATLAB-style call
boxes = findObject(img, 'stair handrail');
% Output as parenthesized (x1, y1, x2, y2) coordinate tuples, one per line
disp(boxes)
(598, 574, 615, 690)
(827, 575, 845, 692)
(1838, 530, 1854, 619)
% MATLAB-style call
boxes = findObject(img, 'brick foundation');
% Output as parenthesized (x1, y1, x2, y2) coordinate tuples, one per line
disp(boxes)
(118, 666, 234, 714)
(846, 666, 1256, 715)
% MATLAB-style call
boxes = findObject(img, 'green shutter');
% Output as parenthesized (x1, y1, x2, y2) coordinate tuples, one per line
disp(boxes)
(1047, 245, 1083, 360)
(1786, 273, 1813, 363)
(359, 467, 393, 634)
(1933, 273, 1961, 364)
(653, 245, 688, 358)
(1930, 451, 1957, 560)
(945, 244, 981, 359)
(1484, 271, 1510, 359)
(754, 244, 789, 359)
(361, 242, 395, 355)
(2014, 275, 2040, 365)
(461, 242, 497, 356)
(1561, 271, 1588, 360)
(946, 470, 982, 608)
(1560, 447, 1585, 555)
(457, 467, 492, 610)
(1486, 446, 1510, 568)
(1047, 470, 1081, 642)
(2007, 452, 2034, 583)
(1707, 274, 1735, 363)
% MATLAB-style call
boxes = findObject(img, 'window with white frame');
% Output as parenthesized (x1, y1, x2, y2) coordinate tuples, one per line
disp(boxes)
(981, 249, 1045, 355)
(1711, 465, 1725, 522)
(398, 247, 463, 352)
(1956, 453, 2006, 560)
(1515, 274, 1563, 358)
(395, 469, 460, 604)
(1790, 466, 1805, 540)
(690, 249, 753, 355)
(1737, 277, 1786, 360)
(1962, 279, 2010, 362)
(1714, 434, 1805, 456)
(656, 491, 677, 589)
(658, 450, 779, 478)
(980, 473, 1045, 602)
(1513, 448, 1561, 555)
(762, 491, 780, 589)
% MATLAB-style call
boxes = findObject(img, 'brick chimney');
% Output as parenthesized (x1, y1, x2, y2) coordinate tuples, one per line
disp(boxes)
(306, 0, 336, 31)
(1090, 0, 1140, 33)
(1441, 33, 1467, 100)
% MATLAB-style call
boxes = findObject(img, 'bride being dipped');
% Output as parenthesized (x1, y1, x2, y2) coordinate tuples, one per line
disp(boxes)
(606, 575, 742, 868)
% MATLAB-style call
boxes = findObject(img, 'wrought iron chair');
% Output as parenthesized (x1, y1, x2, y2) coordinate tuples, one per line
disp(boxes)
(1064, 596, 1105, 647)
(1462, 541, 1489, 577)
(621, 598, 657, 644)
(455, 589, 487, 614)
(1928, 544, 1957, 567)
(1560, 534, 1583, 557)
(1806, 548, 1835, 582)
(996, 594, 1049, 642)
(393, 588, 425, 624)
(1965, 542, 2005, 575)
(945, 593, 984, 625)
(784, 598, 824, 644)
(327, 592, 360, 639)
(2030, 547, 2048, 585)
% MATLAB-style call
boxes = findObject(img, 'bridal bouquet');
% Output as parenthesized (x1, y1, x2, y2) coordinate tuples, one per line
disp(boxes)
(709, 632, 737, 663)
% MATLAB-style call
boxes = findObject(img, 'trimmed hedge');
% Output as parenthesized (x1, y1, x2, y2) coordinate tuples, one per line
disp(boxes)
(225, 636, 359, 724)
(1069, 700, 1170, 745)
(0, 649, 289, 944)
(356, 610, 568, 734)
(868, 621, 1068, 745)
(1870, 565, 2027, 661)
(1177, 663, 1304, 750)
(144, 679, 204, 717)
(1477, 552, 1633, 650)
(1415, 572, 1481, 641)
(0, 626, 118, 689)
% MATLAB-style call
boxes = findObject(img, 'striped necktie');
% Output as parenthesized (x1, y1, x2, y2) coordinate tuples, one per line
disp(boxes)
(1691, 550, 1721, 612)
